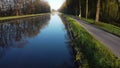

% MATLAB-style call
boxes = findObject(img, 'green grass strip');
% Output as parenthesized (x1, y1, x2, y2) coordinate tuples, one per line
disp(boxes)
(81, 18, 120, 37)
(0, 13, 48, 21)
(65, 16, 120, 68)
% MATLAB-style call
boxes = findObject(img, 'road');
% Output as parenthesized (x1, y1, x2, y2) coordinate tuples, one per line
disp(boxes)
(71, 16, 120, 57)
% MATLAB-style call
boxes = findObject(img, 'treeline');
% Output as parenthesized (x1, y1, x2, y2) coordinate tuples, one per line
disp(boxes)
(0, 0, 50, 17)
(59, 0, 120, 24)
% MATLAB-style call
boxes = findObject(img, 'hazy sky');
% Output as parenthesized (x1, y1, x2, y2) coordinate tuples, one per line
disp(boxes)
(45, 0, 65, 10)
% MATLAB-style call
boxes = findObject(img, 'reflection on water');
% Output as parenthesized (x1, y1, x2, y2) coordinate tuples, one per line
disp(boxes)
(0, 15, 50, 48)
(0, 14, 50, 57)
(0, 14, 75, 68)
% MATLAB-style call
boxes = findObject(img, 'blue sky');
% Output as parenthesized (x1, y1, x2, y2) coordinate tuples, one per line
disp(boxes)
(45, 0, 65, 10)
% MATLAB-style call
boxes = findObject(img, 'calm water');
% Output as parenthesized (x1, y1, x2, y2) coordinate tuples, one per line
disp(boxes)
(0, 14, 75, 68)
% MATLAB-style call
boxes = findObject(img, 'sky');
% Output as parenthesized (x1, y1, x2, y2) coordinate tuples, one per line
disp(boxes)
(45, 0, 65, 10)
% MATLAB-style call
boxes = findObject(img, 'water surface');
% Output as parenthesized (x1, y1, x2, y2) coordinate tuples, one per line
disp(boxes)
(0, 14, 75, 68)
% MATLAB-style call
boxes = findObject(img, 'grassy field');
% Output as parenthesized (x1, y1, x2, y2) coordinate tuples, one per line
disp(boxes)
(0, 13, 48, 21)
(64, 15, 120, 68)
(81, 18, 120, 37)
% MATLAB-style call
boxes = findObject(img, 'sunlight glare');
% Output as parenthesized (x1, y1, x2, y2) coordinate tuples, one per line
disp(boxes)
(45, 0, 65, 10)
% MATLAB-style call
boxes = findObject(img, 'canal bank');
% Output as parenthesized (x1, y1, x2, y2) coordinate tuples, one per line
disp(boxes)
(60, 14, 120, 68)
(0, 13, 49, 21)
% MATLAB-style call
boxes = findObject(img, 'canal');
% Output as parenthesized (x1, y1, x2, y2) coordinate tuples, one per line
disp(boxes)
(0, 13, 75, 68)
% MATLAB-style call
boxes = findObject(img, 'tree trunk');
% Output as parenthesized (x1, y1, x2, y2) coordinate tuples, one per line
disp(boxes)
(79, 0, 82, 18)
(86, 0, 88, 19)
(15, 3, 19, 16)
(95, 0, 100, 23)
(75, 8, 77, 16)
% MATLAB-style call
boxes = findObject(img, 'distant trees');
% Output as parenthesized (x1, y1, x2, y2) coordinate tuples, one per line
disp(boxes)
(100, 0, 119, 23)
(0, 0, 50, 17)
(59, 0, 79, 16)
(59, 0, 120, 25)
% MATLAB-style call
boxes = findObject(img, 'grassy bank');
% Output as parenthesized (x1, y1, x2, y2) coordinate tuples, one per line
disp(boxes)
(60, 15, 89, 68)
(0, 13, 48, 21)
(81, 18, 120, 37)
(64, 15, 120, 68)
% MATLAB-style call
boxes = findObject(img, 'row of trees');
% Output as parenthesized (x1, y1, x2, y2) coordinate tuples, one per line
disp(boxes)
(0, 0, 50, 17)
(59, 0, 120, 24)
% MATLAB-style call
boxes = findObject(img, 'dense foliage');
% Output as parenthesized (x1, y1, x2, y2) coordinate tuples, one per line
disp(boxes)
(59, 0, 120, 24)
(0, 0, 50, 17)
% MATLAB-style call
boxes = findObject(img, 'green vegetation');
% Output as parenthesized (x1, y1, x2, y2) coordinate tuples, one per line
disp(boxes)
(81, 17, 120, 37)
(65, 15, 120, 68)
(60, 15, 89, 68)
(0, 13, 48, 21)
(59, 0, 120, 25)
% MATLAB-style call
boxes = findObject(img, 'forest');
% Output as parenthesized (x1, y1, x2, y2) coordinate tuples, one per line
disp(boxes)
(0, 0, 50, 17)
(59, 0, 120, 25)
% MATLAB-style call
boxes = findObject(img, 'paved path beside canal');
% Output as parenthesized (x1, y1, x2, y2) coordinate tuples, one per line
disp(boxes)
(71, 16, 120, 57)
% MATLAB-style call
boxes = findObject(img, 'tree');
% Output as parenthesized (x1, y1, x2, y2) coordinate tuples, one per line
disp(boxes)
(95, 0, 101, 23)
(0, 0, 50, 17)
(13, 0, 20, 16)
(79, 0, 82, 18)
(86, 0, 88, 19)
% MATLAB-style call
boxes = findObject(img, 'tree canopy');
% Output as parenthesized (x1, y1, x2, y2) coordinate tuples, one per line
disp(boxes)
(0, 0, 50, 17)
